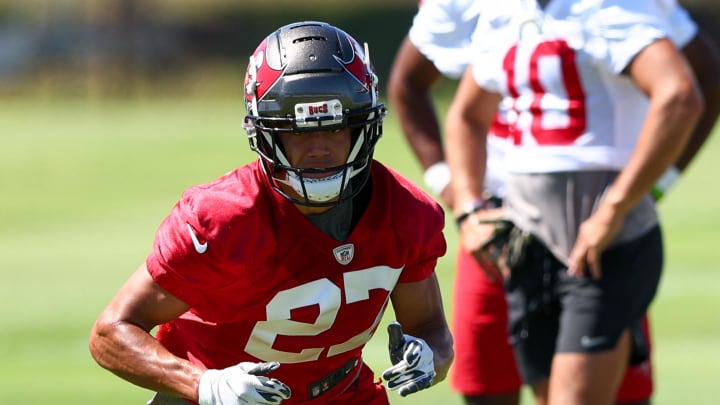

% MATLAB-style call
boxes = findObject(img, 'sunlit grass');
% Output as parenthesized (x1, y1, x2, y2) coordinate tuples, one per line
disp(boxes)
(1, 97, 718, 404)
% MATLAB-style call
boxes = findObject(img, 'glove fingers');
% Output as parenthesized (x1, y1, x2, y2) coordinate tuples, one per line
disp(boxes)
(246, 361, 280, 376)
(382, 339, 424, 380)
(387, 322, 406, 365)
(386, 369, 436, 391)
(381, 362, 408, 381)
(222, 371, 291, 404)
(254, 378, 292, 404)
(383, 330, 435, 398)
(403, 341, 425, 367)
(260, 378, 292, 400)
(398, 374, 434, 397)
(385, 369, 425, 389)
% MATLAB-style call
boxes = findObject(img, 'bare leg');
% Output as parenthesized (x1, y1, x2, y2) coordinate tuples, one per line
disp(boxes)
(548, 330, 631, 405)
(531, 379, 550, 405)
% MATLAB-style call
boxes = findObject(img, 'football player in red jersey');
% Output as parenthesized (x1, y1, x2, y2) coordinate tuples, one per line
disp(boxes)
(444, 1, 707, 404)
(389, 0, 719, 404)
(89, 21, 453, 405)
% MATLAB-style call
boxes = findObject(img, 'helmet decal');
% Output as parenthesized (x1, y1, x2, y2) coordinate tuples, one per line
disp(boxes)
(244, 38, 286, 106)
(334, 34, 371, 90)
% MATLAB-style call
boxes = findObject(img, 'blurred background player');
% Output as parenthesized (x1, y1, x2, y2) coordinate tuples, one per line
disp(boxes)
(445, 1, 703, 404)
(89, 21, 453, 405)
(388, 0, 720, 404)
(389, 3, 519, 404)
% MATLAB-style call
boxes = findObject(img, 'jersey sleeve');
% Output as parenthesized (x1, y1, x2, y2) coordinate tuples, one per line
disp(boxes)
(408, 0, 481, 79)
(585, 1, 671, 74)
(146, 173, 269, 318)
(146, 188, 235, 311)
(664, 0, 698, 48)
(385, 167, 447, 283)
(399, 209, 446, 283)
(469, 21, 507, 94)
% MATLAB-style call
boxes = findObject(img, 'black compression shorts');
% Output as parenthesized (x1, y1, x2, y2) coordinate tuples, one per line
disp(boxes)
(504, 226, 663, 384)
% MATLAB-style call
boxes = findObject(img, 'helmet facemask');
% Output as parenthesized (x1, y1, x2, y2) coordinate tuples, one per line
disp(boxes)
(246, 102, 384, 206)
(243, 21, 386, 207)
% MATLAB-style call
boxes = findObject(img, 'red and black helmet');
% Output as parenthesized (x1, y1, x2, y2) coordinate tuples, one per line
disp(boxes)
(243, 21, 385, 207)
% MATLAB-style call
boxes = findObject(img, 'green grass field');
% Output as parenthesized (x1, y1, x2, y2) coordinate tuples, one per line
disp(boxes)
(1, 97, 718, 404)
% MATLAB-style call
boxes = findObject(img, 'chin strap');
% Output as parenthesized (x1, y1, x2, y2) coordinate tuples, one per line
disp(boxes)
(281, 168, 351, 203)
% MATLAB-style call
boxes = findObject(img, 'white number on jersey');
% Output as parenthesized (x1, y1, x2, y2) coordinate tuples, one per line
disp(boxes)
(245, 265, 403, 363)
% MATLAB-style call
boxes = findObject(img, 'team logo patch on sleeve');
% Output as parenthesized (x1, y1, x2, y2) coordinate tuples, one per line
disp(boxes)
(332, 244, 355, 265)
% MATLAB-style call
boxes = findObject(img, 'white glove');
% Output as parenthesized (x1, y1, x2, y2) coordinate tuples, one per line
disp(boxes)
(198, 361, 291, 405)
(382, 322, 436, 397)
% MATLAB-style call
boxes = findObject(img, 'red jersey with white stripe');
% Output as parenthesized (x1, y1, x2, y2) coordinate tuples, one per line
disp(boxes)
(145, 159, 446, 403)
(470, 0, 678, 173)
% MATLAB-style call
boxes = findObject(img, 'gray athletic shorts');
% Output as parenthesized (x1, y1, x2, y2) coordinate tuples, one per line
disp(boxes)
(504, 171, 658, 265)
(504, 226, 663, 385)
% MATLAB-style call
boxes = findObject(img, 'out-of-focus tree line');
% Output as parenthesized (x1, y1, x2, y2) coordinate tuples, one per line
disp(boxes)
(0, 0, 418, 99)
(1, 0, 718, 99)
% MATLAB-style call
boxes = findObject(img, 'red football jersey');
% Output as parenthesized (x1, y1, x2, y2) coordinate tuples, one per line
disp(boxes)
(146, 159, 446, 403)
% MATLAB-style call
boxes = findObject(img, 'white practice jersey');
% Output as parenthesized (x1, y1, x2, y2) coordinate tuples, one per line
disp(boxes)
(470, 0, 696, 174)
(409, 0, 484, 80)
(408, 0, 508, 197)
(410, 0, 695, 94)
(408, 0, 696, 189)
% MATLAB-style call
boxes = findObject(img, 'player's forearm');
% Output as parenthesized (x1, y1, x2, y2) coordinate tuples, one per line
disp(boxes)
(391, 275, 454, 385)
(447, 138, 486, 216)
(604, 85, 703, 214)
(426, 328, 454, 384)
(390, 79, 445, 170)
(89, 321, 204, 400)
(675, 31, 720, 171)
(445, 105, 488, 214)
(446, 70, 501, 215)
(388, 38, 446, 171)
(396, 88, 453, 201)
(403, 99, 446, 170)
(400, 317, 454, 384)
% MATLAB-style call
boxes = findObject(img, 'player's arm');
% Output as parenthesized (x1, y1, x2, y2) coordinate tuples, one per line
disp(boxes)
(444, 66, 504, 275)
(389, 273, 454, 384)
(89, 263, 203, 400)
(569, 38, 704, 278)
(445, 66, 500, 215)
(652, 29, 720, 200)
(617, 38, 703, 208)
(674, 30, 720, 171)
(387, 37, 452, 205)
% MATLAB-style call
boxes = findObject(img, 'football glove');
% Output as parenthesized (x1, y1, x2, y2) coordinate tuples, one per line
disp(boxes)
(382, 321, 436, 397)
(198, 361, 291, 405)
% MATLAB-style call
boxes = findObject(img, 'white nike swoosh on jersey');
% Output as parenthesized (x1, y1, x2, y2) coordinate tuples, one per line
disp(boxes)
(580, 335, 608, 349)
(186, 223, 207, 254)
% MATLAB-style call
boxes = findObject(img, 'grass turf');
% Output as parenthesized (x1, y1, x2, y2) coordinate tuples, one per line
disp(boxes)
(1, 97, 718, 404)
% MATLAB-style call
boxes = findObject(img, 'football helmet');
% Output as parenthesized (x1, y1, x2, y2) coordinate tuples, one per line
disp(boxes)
(243, 21, 386, 206)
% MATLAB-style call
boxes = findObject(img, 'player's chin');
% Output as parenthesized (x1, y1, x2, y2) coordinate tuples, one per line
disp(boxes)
(303, 168, 343, 179)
